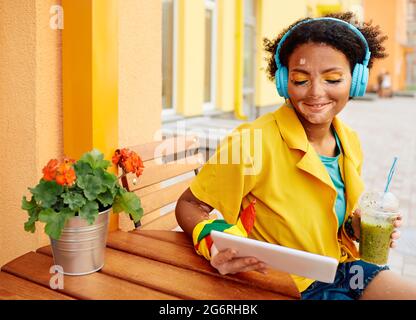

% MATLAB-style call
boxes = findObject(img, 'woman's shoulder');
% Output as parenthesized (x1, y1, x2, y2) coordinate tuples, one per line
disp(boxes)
(234, 111, 279, 135)
(334, 117, 361, 142)
(333, 117, 364, 161)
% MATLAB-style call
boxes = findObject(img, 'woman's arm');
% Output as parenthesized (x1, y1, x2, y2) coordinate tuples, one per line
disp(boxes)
(175, 188, 268, 275)
(175, 187, 213, 236)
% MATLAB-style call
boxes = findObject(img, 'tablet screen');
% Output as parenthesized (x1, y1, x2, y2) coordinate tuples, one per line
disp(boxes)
(211, 231, 338, 283)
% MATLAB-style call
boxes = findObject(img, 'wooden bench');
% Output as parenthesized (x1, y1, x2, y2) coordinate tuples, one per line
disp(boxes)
(120, 135, 208, 231)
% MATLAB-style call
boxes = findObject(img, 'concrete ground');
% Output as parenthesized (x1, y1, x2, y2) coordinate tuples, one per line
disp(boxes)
(338, 96, 416, 282)
(163, 96, 416, 282)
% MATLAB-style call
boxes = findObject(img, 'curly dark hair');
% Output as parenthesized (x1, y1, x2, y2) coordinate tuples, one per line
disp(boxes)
(263, 12, 388, 82)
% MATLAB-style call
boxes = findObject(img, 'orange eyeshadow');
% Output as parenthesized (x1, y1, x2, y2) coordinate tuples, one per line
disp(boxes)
(322, 72, 343, 81)
(291, 73, 309, 82)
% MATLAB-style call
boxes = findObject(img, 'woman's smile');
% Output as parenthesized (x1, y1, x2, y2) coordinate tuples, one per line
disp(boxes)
(287, 43, 352, 126)
(301, 101, 334, 112)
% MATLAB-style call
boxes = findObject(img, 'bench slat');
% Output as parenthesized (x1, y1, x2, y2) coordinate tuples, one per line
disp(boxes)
(127, 136, 200, 162)
(140, 177, 193, 214)
(38, 245, 289, 300)
(2, 252, 179, 300)
(140, 211, 178, 231)
(126, 153, 203, 191)
(130, 230, 193, 248)
(107, 231, 300, 299)
(0, 272, 74, 300)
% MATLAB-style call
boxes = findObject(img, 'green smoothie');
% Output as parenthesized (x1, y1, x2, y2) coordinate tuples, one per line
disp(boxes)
(359, 217, 394, 265)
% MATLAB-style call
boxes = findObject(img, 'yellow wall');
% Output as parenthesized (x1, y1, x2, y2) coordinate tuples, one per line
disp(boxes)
(62, 0, 120, 230)
(364, 0, 408, 91)
(177, 0, 310, 114)
(176, 0, 376, 115)
(0, 0, 162, 264)
(118, 0, 162, 231)
(176, 0, 205, 116)
(307, 0, 363, 16)
(216, 0, 237, 112)
(119, 0, 161, 148)
(0, 0, 62, 267)
(255, 0, 308, 108)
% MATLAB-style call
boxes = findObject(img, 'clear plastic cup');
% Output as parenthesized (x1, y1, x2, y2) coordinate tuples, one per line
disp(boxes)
(358, 191, 399, 266)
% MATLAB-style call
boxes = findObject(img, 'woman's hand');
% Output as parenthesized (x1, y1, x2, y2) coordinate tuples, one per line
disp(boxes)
(210, 248, 268, 275)
(351, 209, 403, 248)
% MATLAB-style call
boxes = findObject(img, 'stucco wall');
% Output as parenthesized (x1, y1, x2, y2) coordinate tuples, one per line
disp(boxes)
(0, 0, 163, 262)
(119, 0, 162, 147)
(364, 0, 407, 91)
(216, 0, 236, 112)
(118, 0, 162, 231)
(0, 0, 63, 267)
(255, 0, 307, 108)
(175, 0, 205, 116)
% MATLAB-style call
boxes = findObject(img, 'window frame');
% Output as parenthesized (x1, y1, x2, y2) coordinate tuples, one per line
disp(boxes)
(162, 0, 178, 117)
(203, 0, 217, 112)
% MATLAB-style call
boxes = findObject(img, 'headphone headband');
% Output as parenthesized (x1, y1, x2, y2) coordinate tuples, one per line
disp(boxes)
(274, 17, 371, 68)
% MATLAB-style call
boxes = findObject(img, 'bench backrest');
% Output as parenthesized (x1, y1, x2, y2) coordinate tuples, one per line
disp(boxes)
(120, 136, 204, 230)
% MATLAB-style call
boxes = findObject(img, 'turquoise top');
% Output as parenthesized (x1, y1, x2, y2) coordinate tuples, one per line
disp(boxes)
(318, 129, 346, 229)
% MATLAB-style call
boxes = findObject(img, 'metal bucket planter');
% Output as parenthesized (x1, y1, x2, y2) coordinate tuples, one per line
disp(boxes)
(50, 208, 110, 276)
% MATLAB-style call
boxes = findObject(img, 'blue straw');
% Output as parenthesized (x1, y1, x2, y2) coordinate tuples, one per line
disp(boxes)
(384, 157, 398, 193)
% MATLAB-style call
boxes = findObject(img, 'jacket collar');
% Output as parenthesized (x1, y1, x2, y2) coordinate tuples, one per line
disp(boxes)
(273, 102, 364, 254)
(273, 102, 360, 169)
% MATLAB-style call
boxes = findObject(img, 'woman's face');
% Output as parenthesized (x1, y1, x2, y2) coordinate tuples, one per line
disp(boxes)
(287, 42, 352, 126)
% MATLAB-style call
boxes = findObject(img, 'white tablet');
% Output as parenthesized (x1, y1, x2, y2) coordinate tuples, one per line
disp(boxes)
(211, 231, 338, 284)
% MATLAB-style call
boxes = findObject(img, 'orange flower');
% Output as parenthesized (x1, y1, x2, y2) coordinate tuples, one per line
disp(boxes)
(132, 153, 144, 177)
(112, 150, 121, 166)
(112, 148, 144, 178)
(42, 159, 59, 181)
(55, 159, 76, 186)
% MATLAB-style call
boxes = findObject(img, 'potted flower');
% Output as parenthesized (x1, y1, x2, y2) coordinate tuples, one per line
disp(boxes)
(21, 149, 144, 275)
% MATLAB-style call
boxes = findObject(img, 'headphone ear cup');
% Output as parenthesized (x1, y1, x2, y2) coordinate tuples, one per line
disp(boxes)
(358, 67, 369, 96)
(280, 66, 289, 99)
(350, 64, 360, 97)
(275, 69, 283, 97)
(275, 66, 289, 98)
(355, 64, 365, 97)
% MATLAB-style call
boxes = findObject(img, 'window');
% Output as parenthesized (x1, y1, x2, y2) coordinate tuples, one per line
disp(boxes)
(243, 0, 256, 119)
(204, 0, 217, 110)
(162, 0, 175, 111)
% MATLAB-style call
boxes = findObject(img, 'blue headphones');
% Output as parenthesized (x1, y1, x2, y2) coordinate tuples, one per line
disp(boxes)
(274, 17, 371, 98)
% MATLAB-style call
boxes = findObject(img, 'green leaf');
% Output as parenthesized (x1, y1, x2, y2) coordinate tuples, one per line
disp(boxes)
(94, 168, 117, 190)
(74, 161, 93, 176)
(29, 180, 63, 208)
(22, 196, 40, 233)
(79, 149, 110, 170)
(38, 208, 56, 223)
(22, 196, 36, 211)
(79, 201, 99, 225)
(24, 214, 38, 233)
(97, 190, 115, 207)
(61, 192, 86, 210)
(113, 192, 143, 223)
(77, 175, 102, 201)
(38, 208, 74, 240)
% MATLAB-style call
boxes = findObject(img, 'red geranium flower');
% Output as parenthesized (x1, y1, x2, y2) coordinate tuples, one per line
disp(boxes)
(112, 148, 144, 178)
(55, 159, 76, 186)
(42, 159, 59, 181)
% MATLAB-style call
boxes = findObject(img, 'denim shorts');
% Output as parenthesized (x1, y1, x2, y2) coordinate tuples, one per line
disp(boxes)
(301, 260, 390, 300)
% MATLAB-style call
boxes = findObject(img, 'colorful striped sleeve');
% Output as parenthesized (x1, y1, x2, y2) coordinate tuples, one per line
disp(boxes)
(192, 199, 256, 260)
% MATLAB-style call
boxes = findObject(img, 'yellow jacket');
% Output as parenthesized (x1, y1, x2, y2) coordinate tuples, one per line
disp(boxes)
(190, 103, 365, 293)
